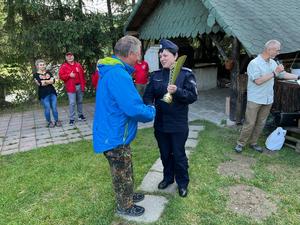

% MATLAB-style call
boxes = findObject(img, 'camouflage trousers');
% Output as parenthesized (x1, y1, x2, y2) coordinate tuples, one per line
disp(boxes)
(104, 145, 134, 210)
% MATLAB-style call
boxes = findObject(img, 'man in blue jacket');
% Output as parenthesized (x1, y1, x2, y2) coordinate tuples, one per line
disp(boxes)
(93, 35, 155, 217)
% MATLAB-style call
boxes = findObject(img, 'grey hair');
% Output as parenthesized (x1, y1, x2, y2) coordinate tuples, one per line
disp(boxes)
(264, 40, 281, 50)
(35, 59, 45, 67)
(114, 35, 141, 57)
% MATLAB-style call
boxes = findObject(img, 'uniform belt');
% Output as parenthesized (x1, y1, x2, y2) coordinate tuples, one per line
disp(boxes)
(75, 83, 80, 85)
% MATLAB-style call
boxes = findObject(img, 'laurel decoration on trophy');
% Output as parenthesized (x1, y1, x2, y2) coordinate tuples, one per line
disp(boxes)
(161, 55, 187, 104)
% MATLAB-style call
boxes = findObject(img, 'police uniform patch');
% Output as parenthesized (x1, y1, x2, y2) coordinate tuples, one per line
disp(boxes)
(189, 79, 196, 86)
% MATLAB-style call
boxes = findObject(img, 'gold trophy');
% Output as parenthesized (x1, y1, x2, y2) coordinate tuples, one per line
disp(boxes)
(162, 55, 187, 104)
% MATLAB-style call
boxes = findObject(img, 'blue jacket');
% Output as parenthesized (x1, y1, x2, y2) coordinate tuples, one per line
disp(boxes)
(143, 67, 197, 132)
(93, 56, 155, 153)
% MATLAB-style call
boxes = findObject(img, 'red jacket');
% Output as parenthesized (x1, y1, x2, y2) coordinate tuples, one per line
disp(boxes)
(59, 61, 86, 93)
(91, 70, 99, 89)
(133, 60, 149, 84)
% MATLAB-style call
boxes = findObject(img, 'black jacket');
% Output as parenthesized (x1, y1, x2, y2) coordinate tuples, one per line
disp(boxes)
(143, 67, 197, 132)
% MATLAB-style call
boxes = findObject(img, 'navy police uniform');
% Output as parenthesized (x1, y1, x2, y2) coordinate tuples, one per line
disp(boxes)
(143, 39, 197, 189)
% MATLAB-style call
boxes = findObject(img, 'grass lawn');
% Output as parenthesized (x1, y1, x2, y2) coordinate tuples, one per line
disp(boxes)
(1, 121, 300, 225)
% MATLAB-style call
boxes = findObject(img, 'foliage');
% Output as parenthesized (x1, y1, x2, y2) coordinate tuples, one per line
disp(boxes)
(1, 0, 135, 104)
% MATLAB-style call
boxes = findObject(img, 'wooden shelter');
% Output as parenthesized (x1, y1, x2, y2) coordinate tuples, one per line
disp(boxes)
(125, 0, 300, 123)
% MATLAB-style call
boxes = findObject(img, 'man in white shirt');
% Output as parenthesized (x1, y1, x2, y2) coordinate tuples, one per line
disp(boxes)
(235, 40, 300, 153)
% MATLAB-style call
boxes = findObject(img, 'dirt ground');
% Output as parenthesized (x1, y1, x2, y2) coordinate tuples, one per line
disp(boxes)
(218, 153, 277, 220)
(217, 153, 256, 179)
(226, 184, 277, 220)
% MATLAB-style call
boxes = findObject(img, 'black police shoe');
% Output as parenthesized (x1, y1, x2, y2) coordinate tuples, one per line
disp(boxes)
(133, 192, 144, 203)
(116, 204, 145, 217)
(178, 188, 188, 197)
(158, 180, 174, 189)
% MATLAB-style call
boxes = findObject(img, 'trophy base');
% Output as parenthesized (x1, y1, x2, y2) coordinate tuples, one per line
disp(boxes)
(161, 93, 173, 104)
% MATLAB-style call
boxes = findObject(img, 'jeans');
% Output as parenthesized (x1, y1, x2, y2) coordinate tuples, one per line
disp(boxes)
(67, 85, 84, 120)
(237, 101, 272, 146)
(40, 94, 59, 123)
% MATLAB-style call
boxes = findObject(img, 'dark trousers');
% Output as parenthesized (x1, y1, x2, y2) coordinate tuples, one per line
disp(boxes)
(154, 130, 189, 188)
(104, 145, 133, 210)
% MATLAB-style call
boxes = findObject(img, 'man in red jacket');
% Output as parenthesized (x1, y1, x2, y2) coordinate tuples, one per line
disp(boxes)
(133, 58, 149, 96)
(59, 52, 86, 125)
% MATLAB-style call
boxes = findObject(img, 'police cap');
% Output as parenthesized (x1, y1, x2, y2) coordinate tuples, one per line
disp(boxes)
(159, 39, 179, 54)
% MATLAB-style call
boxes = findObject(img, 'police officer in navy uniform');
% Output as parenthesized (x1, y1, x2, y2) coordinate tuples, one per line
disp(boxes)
(143, 39, 197, 197)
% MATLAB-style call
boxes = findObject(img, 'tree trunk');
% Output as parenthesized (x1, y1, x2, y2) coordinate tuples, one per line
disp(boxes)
(229, 37, 240, 122)
(107, 0, 116, 48)
(55, 0, 65, 20)
(0, 84, 6, 105)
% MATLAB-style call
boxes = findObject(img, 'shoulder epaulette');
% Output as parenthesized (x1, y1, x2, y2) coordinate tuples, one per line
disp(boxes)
(182, 67, 192, 72)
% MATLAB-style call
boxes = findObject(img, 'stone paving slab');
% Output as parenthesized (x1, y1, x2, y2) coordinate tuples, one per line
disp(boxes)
(189, 125, 205, 132)
(20, 133, 36, 138)
(1, 149, 18, 155)
(36, 135, 51, 141)
(83, 135, 92, 140)
(2, 143, 19, 151)
(139, 171, 177, 194)
(52, 136, 69, 142)
(54, 140, 70, 145)
(69, 137, 83, 142)
(20, 140, 36, 146)
(6, 131, 20, 136)
(150, 158, 163, 173)
(188, 131, 199, 139)
(118, 195, 168, 223)
(20, 145, 37, 152)
(37, 139, 53, 145)
(36, 143, 52, 149)
(3, 139, 19, 146)
(185, 139, 199, 148)
(50, 133, 66, 138)
(185, 150, 192, 158)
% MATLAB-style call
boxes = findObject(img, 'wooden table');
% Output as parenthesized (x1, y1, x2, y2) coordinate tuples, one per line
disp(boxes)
(273, 80, 300, 113)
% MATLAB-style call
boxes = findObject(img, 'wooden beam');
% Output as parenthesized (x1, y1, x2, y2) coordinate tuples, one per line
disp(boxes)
(229, 37, 241, 122)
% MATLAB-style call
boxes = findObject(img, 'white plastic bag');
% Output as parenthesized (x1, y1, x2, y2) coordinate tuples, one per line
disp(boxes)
(265, 127, 287, 151)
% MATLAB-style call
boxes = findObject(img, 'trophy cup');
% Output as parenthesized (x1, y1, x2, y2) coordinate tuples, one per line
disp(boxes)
(161, 55, 187, 104)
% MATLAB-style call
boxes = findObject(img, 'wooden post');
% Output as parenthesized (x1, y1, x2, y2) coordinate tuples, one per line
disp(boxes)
(229, 37, 240, 122)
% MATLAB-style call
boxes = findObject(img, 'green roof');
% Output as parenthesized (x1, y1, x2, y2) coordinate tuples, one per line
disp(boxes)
(125, 0, 300, 55)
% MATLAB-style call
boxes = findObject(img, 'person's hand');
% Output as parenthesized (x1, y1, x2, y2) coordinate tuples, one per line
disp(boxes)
(70, 72, 75, 78)
(167, 84, 177, 94)
(41, 80, 47, 86)
(274, 64, 284, 75)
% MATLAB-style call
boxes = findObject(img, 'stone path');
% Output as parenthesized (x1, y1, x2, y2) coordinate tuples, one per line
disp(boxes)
(0, 88, 229, 155)
(117, 125, 205, 223)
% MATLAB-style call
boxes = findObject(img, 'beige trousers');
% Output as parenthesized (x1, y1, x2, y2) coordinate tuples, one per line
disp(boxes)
(237, 101, 272, 146)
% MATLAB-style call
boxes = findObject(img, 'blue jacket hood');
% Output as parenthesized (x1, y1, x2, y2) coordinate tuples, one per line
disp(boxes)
(97, 55, 135, 79)
(93, 55, 155, 153)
